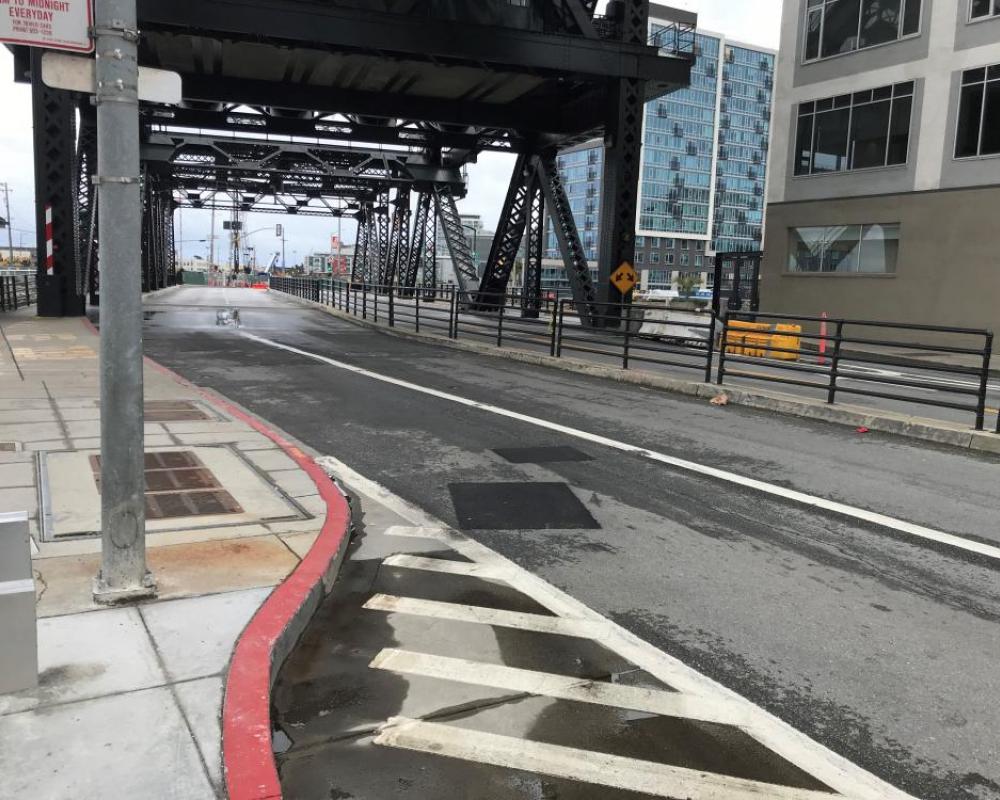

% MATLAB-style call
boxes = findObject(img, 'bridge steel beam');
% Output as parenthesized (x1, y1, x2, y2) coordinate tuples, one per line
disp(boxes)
(76, 105, 100, 306)
(536, 152, 596, 326)
(434, 187, 478, 292)
(595, 0, 650, 326)
(30, 51, 84, 317)
(521, 173, 545, 319)
(476, 153, 535, 309)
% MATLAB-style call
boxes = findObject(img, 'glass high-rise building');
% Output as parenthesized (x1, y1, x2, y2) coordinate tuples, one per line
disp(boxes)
(542, 10, 775, 294)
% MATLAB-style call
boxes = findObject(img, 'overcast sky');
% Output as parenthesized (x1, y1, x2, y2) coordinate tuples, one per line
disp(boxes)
(0, 1, 781, 264)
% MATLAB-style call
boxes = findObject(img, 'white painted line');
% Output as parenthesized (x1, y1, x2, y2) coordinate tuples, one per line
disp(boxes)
(381, 553, 509, 582)
(316, 453, 916, 800)
(363, 594, 604, 638)
(248, 333, 1000, 563)
(0, 578, 34, 596)
(375, 717, 842, 800)
(370, 648, 744, 727)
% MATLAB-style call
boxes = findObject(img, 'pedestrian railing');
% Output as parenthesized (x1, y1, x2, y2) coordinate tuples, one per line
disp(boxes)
(268, 277, 998, 433)
(718, 312, 995, 431)
(0, 271, 36, 312)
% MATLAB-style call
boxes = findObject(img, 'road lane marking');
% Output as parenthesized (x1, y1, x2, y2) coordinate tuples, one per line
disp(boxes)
(316, 454, 916, 800)
(374, 717, 844, 800)
(381, 553, 509, 582)
(370, 648, 744, 727)
(363, 594, 605, 638)
(247, 332, 1000, 563)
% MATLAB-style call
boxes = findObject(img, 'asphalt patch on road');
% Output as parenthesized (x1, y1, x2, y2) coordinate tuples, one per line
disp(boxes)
(492, 445, 594, 464)
(448, 482, 601, 531)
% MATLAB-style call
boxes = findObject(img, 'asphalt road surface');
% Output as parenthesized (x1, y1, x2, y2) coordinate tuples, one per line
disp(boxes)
(142, 287, 1000, 800)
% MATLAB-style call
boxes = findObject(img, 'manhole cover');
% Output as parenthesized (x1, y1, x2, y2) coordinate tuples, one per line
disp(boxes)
(90, 450, 244, 521)
(448, 482, 600, 531)
(492, 446, 593, 464)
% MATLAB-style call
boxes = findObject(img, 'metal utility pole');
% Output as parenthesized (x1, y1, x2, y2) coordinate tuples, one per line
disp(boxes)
(93, 0, 155, 602)
(1, 183, 13, 266)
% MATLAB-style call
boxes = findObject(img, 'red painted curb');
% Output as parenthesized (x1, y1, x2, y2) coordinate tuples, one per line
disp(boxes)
(82, 318, 350, 800)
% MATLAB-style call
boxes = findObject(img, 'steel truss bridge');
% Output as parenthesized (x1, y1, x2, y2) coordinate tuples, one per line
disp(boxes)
(9, 0, 695, 324)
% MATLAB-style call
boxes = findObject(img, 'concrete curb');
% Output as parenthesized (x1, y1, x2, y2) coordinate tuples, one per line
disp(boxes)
(134, 331, 353, 800)
(281, 293, 1000, 455)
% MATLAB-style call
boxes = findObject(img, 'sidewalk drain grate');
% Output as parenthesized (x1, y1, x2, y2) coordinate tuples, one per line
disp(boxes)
(492, 446, 593, 464)
(144, 400, 211, 422)
(448, 482, 600, 531)
(89, 450, 244, 520)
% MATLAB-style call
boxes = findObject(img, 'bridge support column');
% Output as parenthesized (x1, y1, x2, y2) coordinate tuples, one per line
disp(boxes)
(477, 154, 535, 310)
(595, 0, 649, 326)
(31, 51, 85, 317)
(433, 186, 478, 292)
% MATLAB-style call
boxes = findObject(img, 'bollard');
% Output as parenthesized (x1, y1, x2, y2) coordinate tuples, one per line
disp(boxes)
(0, 511, 38, 693)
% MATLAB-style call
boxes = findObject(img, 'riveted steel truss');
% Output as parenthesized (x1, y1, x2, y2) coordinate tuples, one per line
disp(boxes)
(400, 191, 437, 292)
(434, 186, 478, 291)
(31, 50, 84, 317)
(477, 154, 535, 306)
(141, 172, 175, 293)
(386, 188, 411, 288)
(76, 106, 100, 305)
(537, 153, 596, 326)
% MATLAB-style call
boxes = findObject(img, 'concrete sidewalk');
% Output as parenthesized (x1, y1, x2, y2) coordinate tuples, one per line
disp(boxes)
(0, 307, 328, 799)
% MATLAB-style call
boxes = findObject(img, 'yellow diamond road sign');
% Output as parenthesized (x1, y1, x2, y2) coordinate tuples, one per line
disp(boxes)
(611, 262, 637, 294)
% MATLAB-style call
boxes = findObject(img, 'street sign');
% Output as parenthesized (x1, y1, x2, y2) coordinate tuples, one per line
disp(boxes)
(222, 221, 242, 231)
(41, 52, 182, 104)
(275, 224, 283, 238)
(610, 262, 637, 294)
(1, 0, 93, 53)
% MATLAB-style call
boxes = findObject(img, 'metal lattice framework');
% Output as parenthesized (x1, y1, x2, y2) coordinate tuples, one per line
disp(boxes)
(18, 0, 694, 323)
(434, 186, 479, 291)
(537, 153, 596, 326)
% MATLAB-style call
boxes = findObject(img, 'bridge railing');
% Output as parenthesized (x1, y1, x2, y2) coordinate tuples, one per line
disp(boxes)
(269, 277, 998, 433)
(0, 271, 36, 312)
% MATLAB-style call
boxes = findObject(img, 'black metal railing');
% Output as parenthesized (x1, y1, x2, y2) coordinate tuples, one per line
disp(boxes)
(0, 272, 35, 312)
(718, 312, 995, 431)
(269, 277, 998, 433)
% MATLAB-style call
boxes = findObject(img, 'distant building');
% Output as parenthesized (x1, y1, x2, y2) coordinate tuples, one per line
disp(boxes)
(762, 0, 1000, 333)
(543, 5, 776, 295)
(435, 213, 494, 285)
(0, 247, 36, 268)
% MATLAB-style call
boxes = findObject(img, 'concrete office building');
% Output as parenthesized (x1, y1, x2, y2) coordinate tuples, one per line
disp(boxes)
(543, 6, 776, 294)
(764, 0, 1000, 332)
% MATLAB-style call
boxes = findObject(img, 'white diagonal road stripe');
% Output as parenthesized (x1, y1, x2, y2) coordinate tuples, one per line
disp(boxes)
(363, 594, 605, 638)
(370, 648, 744, 727)
(375, 717, 845, 800)
(381, 553, 510, 582)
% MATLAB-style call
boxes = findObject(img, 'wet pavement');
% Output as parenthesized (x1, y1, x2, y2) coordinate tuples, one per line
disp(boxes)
(143, 287, 1000, 800)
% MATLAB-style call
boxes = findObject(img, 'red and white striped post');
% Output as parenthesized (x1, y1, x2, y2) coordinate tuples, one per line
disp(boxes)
(44, 204, 54, 276)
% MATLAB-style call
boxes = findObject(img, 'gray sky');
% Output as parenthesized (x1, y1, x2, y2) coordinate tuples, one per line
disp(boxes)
(0, 1, 781, 264)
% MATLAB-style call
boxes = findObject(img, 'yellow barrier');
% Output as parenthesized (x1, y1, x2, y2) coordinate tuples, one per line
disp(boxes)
(725, 320, 802, 361)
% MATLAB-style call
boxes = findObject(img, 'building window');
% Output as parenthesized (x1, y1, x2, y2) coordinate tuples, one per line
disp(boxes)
(649, 252, 660, 264)
(795, 81, 913, 175)
(680, 253, 690, 266)
(695, 255, 703, 267)
(681, 240, 690, 250)
(787, 224, 900, 274)
(955, 65, 1000, 158)
(696, 241, 704, 251)
(635, 236, 645, 248)
(804, 0, 921, 63)
(665, 253, 675, 265)
(636, 252, 644, 264)
(650, 237, 660, 249)
(664, 238, 674, 249)
(970, 0, 1000, 20)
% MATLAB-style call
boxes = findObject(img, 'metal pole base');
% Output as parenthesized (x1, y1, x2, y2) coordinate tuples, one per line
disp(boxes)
(93, 570, 157, 605)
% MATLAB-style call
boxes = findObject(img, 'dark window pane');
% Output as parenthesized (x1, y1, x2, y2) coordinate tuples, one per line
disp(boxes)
(981, 81, 1000, 155)
(850, 99, 891, 169)
(872, 86, 893, 100)
(853, 90, 873, 103)
(893, 80, 914, 96)
(795, 115, 815, 175)
(859, 0, 901, 47)
(988, 65, 1000, 80)
(956, 83, 985, 157)
(971, 0, 990, 18)
(822, 0, 862, 57)
(963, 67, 986, 84)
(799, 100, 816, 115)
(816, 97, 834, 110)
(806, 9, 822, 60)
(901, 0, 921, 34)
(812, 107, 851, 172)
(887, 95, 912, 164)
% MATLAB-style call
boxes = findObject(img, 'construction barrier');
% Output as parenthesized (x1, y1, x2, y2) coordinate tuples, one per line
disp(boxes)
(725, 319, 801, 361)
